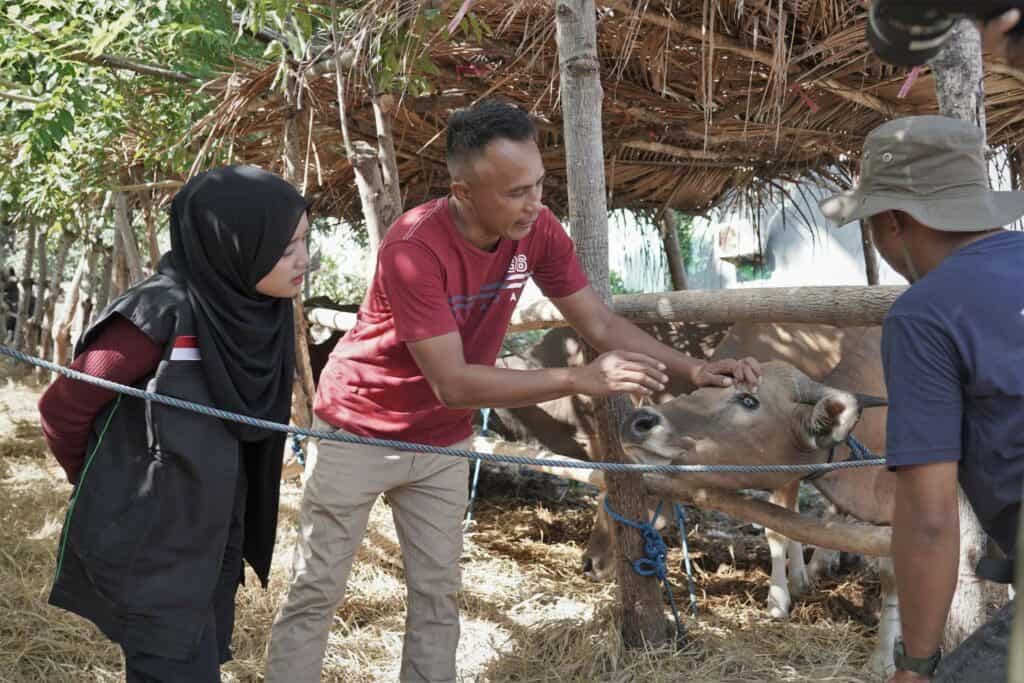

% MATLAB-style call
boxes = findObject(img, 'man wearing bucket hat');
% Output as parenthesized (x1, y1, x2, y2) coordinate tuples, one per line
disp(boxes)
(820, 115, 1021, 683)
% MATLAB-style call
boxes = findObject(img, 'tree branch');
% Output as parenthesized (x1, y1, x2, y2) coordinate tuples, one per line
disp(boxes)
(0, 90, 45, 104)
(69, 52, 199, 85)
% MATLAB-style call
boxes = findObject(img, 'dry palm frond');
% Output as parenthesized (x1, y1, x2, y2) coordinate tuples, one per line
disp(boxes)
(142, 0, 1024, 223)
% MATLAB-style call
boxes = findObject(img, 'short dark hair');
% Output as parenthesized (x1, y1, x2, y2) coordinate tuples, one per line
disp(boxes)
(446, 99, 536, 174)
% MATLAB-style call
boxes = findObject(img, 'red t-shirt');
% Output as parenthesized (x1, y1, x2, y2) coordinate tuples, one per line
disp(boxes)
(314, 197, 589, 446)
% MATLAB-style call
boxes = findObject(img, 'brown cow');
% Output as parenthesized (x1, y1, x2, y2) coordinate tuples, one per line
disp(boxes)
(491, 321, 849, 582)
(619, 326, 900, 674)
(490, 323, 901, 671)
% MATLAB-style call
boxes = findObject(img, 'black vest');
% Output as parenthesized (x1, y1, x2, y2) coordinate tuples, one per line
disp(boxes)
(49, 274, 282, 659)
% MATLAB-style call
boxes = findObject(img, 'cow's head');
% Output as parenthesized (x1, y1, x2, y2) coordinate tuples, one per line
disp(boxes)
(619, 361, 885, 490)
(580, 362, 885, 582)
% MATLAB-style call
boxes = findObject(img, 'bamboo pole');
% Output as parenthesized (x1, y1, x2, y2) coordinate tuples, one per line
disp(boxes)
(508, 286, 905, 333)
(469, 438, 892, 556)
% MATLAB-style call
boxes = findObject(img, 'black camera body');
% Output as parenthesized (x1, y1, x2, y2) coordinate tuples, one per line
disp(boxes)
(868, 0, 1024, 65)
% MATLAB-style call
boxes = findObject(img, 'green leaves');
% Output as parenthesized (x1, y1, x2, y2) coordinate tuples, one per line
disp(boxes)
(0, 0, 268, 227)
(87, 6, 136, 57)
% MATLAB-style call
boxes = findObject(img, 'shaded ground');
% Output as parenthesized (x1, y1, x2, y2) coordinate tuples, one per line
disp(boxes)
(1, 360, 881, 682)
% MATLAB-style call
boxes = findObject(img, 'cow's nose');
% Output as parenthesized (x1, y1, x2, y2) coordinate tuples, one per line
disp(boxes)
(628, 408, 662, 439)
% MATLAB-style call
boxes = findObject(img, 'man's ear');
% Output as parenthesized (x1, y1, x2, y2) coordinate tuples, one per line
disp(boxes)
(450, 179, 471, 203)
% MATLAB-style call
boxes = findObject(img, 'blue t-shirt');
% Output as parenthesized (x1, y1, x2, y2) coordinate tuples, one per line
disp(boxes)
(882, 230, 1024, 557)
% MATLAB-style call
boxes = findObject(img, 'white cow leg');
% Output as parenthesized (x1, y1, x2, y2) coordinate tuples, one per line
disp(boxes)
(870, 556, 901, 677)
(766, 482, 801, 620)
(766, 525, 792, 619)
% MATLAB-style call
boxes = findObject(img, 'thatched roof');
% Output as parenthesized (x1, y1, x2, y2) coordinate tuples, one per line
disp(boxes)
(186, 0, 1024, 221)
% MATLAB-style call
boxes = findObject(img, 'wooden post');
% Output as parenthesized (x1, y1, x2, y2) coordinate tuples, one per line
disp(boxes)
(555, 0, 668, 647)
(282, 68, 317, 441)
(13, 220, 37, 351)
(928, 19, 991, 653)
(508, 285, 905, 333)
(659, 211, 688, 291)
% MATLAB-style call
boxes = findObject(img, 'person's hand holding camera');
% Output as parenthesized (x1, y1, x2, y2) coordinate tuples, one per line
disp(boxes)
(866, 1, 1024, 66)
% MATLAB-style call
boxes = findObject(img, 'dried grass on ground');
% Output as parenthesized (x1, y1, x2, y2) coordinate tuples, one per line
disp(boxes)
(1, 364, 881, 682)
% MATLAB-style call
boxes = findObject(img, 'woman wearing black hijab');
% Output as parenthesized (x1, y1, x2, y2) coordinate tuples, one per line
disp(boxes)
(38, 165, 309, 681)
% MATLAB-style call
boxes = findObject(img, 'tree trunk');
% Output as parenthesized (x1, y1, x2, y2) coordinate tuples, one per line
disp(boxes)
(26, 226, 48, 354)
(859, 220, 880, 285)
(91, 243, 112, 327)
(115, 191, 144, 284)
(350, 143, 391, 260)
(54, 241, 92, 368)
(39, 230, 72, 365)
(372, 89, 403, 228)
(659, 211, 688, 291)
(928, 19, 991, 652)
(556, 0, 668, 647)
(0, 269, 9, 345)
(141, 191, 161, 270)
(930, 21, 986, 125)
(13, 220, 37, 351)
(86, 194, 115, 328)
(107, 226, 128, 303)
(282, 70, 316, 437)
(329, 4, 392, 264)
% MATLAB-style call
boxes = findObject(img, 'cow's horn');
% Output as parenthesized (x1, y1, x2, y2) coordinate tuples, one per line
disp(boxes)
(794, 374, 828, 405)
(855, 393, 887, 408)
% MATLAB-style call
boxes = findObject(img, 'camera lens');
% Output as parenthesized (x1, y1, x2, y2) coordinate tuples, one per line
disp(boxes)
(867, 2, 958, 66)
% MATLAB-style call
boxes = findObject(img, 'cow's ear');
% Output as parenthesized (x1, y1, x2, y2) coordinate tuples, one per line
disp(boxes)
(805, 392, 860, 449)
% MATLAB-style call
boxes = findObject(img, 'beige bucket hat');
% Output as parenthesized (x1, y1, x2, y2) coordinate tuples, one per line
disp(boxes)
(819, 115, 1024, 231)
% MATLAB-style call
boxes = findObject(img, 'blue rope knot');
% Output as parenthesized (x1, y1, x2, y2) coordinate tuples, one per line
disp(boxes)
(603, 497, 685, 644)
(632, 526, 669, 580)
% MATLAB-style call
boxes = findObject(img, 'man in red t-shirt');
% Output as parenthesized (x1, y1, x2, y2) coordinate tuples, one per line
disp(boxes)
(266, 100, 759, 683)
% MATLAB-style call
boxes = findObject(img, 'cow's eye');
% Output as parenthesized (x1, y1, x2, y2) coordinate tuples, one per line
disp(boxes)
(737, 393, 760, 410)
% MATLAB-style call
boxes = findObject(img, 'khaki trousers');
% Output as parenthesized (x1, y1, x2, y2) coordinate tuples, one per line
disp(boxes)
(265, 419, 470, 683)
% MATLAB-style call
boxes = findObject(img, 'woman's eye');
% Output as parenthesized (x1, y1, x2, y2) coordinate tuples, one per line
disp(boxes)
(737, 393, 759, 410)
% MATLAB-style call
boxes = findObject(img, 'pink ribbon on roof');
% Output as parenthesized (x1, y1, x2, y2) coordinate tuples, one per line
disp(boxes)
(790, 83, 820, 113)
(898, 66, 922, 99)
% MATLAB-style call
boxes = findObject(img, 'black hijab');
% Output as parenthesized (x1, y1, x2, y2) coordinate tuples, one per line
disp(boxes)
(161, 165, 307, 443)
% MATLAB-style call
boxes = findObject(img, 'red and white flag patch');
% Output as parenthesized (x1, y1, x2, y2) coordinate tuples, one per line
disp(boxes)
(170, 335, 201, 361)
